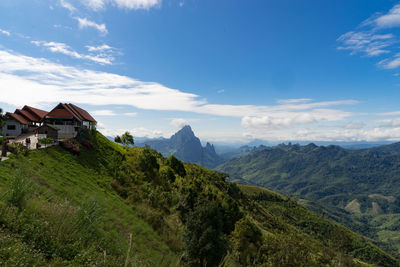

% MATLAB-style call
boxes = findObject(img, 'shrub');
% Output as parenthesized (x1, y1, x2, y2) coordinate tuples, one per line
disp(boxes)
(165, 155, 186, 177)
(159, 166, 176, 184)
(3, 171, 32, 211)
(183, 200, 226, 267)
(38, 137, 53, 148)
(230, 217, 263, 264)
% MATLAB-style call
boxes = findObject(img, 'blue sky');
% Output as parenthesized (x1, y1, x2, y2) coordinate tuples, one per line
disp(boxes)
(2, 0, 400, 143)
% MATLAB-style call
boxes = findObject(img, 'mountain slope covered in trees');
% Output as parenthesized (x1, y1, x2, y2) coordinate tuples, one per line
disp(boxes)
(216, 142, 400, 257)
(0, 132, 398, 266)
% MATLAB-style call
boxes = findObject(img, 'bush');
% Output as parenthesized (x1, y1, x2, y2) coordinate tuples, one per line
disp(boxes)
(3, 171, 32, 211)
(159, 166, 176, 184)
(183, 200, 227, 267)
(165, 155, 186, 177)
(230, 217, 263, 264)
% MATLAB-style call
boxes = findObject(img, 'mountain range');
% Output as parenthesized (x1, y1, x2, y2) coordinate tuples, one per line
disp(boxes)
(216, 142, 400, 257)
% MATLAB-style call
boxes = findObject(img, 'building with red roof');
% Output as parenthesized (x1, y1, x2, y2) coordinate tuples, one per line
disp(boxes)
(2, 103, 96, 140)
(2, 106, 48, 137)
(42, 103, 96, 139)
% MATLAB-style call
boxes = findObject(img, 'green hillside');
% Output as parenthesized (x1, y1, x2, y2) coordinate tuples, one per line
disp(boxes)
(216, 143, 400, 258)
(0, 132, 398, 266)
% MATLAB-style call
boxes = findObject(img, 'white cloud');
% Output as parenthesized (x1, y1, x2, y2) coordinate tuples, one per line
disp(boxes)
(86, 44, 112, 52)
(344, 121, 365, 130)
(378, 117, 400, 127)
(60, 0, 76, 12)
(378, 54, 400, 69)
(0, 28, 10, 36)
(277, 98, 312, 104)
(123, 112, 138, 116)
(0, 49, 357, 136)
(217, 89, 225, 94)
(377, 110, 400, 116)
(244, 126, 400, 142)
(337, 31, 394, 57)
(31, 40, 114, 65)
(83, 0, 161, 11)
(99, 126, 165, 138)
(170, 118, 189, 129)
(337, 3, 400, 70)
(241, 108, 350, 130)
(373, 4, 400, 29)
(75, 17, 108, 35)
(92, 109, 117, 116)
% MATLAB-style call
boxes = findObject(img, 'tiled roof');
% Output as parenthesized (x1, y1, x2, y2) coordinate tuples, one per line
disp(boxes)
(15, 109, 37, 122)
(46, 103, 96, 123)
(6, 112, 32, 125)
(67, 103, 96, 122)
(46, 108, 74, 119)
(23, 105, 48, 120)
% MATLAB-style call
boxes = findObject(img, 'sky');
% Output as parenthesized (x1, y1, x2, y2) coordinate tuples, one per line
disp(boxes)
(3, 0, 400, 143)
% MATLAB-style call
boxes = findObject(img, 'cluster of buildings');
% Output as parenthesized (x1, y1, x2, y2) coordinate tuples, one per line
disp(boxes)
(2, 103, 97, 140)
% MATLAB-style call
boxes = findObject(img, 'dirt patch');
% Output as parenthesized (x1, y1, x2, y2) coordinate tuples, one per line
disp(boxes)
(368, 194, 396, 203)
(345, 199, 361, 213)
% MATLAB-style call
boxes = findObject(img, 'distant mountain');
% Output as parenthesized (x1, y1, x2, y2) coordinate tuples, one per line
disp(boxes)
(216, 142, 400, 257)
(137, 125, 222, 168)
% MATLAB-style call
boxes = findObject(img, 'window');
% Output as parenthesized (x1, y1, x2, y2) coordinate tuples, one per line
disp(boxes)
(55, 121, 64, 125)
(7, 125, 16, 130)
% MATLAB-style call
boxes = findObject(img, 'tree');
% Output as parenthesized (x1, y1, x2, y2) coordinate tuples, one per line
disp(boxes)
(183, 200, 227, 267)
(114, 131, 134, 147)
(165, 155, 186, 177)
(39, 137, 53, 148)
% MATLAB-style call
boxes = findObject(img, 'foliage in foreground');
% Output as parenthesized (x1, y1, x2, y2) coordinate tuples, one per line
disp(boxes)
(0, 131, 398, 266)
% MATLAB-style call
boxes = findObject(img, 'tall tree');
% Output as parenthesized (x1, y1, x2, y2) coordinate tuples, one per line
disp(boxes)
(114, 131, 134, 147)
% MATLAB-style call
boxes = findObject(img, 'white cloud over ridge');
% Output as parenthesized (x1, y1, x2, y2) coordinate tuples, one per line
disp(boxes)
(170, 118, 189, 129)
(0, 49, 383, 141)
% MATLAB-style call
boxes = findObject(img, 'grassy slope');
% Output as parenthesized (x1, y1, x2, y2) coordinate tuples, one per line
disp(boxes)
(0, 132, 398, 266)
(0, 136, 178, 266)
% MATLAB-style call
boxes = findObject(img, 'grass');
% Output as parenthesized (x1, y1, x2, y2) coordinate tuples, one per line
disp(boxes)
(0, 131, 398, 266)
(0, 141, 178, 266)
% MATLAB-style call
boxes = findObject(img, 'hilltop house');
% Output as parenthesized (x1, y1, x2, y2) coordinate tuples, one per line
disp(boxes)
(2, 105, 48, 137)
(2, 103, 96, 140)
(42, 103, 97, 139)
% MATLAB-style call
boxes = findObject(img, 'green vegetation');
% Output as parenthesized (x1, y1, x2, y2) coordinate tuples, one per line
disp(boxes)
(39, 137, 54, 148)
(0, 132, 398, 266)
(114, 131, 134, 147)
(216, 142, 400, 258)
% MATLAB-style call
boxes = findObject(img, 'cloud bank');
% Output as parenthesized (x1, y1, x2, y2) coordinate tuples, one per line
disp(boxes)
(3, 48, 397, 142)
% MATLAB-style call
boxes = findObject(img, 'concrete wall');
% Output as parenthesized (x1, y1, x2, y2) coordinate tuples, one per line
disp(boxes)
(2, 119, 26, 137)
(46, 121, 79, 139)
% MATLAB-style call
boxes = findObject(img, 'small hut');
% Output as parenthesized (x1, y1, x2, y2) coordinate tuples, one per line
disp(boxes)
(34, 124, 59, 140)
